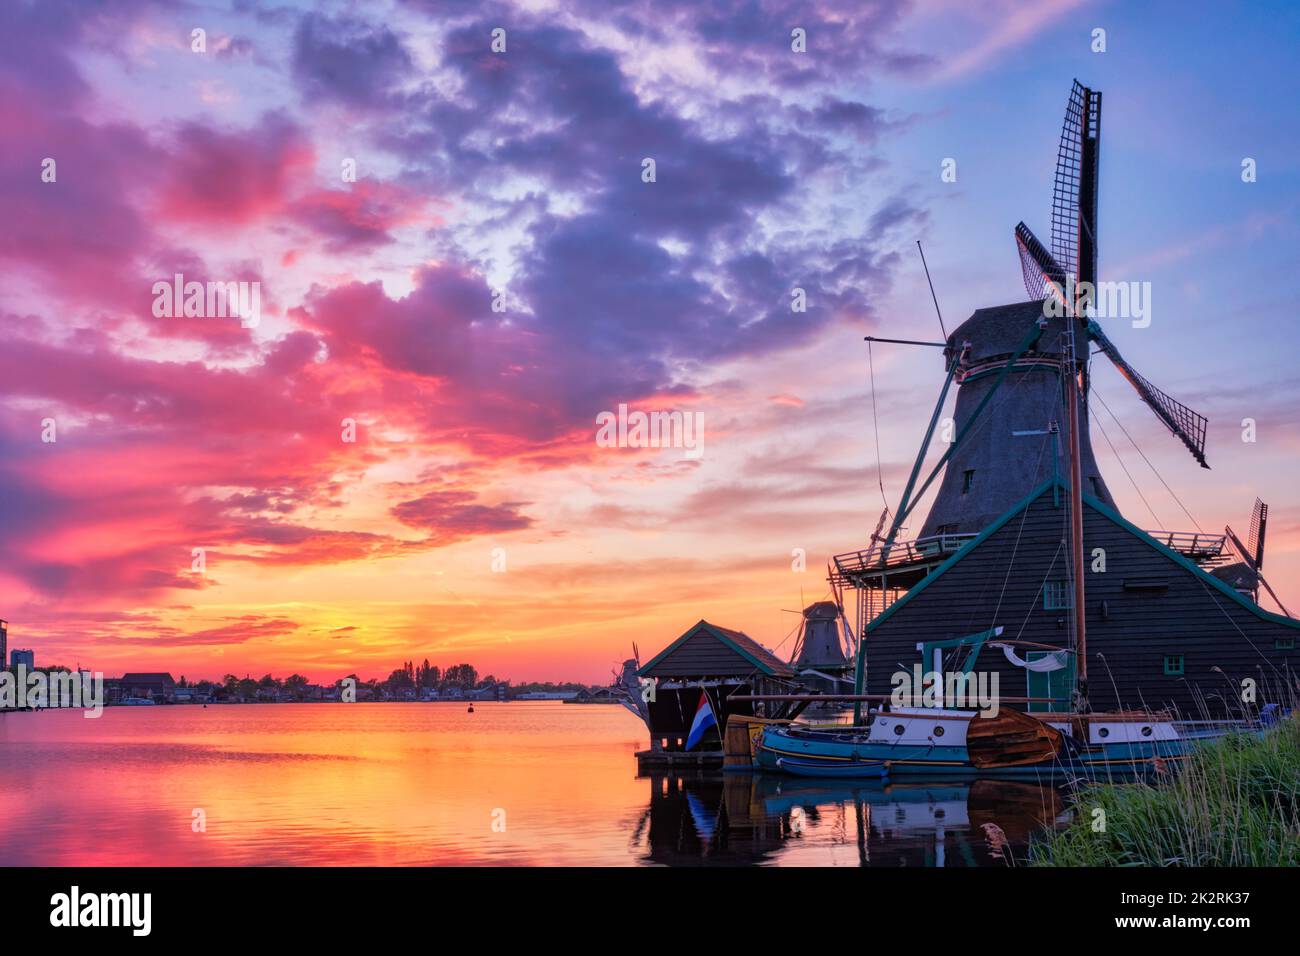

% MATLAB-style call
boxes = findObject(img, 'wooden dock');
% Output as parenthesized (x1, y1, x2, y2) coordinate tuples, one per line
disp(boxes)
(635, 749, 724, 772)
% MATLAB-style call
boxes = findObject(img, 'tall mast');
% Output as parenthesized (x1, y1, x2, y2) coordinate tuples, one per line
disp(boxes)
(1067, 83, 1097, 710)
(1064, 307, 1088, 709)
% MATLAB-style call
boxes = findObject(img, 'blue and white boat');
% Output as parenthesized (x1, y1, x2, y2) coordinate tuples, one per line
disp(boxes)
(757, 705, 1256, 778)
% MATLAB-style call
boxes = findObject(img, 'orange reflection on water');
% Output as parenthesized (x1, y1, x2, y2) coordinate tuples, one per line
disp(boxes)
(0, 703, 1068, 866)
(0, 702, 649, 866)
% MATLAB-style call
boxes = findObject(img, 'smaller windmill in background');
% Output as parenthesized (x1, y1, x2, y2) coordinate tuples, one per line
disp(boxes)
(1222, 498, 1292, 616)
(1014, 80, 1210, 471)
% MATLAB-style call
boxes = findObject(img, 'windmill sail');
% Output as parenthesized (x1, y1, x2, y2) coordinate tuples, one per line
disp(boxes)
(1016, 81, 1101, 299)
(1015, 221, 1067, 301)
(1086, 321, 1210, 468)
(1052, 80, 1101, 287)
(1248, 497, 1267, 569)
(1226, 501, 1291, 617)
(1019, 80, 1209, 469)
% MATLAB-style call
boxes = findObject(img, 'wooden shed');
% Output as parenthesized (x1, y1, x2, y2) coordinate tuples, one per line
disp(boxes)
(635, 620, 799, 756)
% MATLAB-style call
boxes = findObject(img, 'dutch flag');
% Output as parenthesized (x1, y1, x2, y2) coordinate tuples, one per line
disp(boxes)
(685, 690, 717, 751)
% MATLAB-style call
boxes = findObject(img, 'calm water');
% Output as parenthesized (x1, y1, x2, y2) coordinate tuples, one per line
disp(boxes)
(0, 702, 1070, 866)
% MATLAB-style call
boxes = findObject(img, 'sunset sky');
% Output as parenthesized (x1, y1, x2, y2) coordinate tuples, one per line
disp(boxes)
(2, 0, 1299, 683)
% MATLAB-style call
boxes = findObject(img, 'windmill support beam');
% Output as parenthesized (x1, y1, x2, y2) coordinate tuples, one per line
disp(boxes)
(863, 336, 949, 348)
(879, 353, 962, 555)
(853, 352, 959, 722)
(884, 318, 1046, 540)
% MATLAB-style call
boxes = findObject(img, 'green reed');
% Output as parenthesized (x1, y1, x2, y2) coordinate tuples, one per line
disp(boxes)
(1031, 718, 1300, 867)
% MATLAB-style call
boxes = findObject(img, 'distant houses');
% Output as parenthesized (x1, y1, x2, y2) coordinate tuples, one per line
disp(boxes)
(172, 684, 211, 704)
(565, 686, 622, 704)
(469, 683, 509, 701)
(107, 673, 177, 705)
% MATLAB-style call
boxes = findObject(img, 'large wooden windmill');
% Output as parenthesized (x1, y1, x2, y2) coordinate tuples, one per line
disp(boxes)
(834, 80, 1300, 721)
(909, 80, 1214, 541)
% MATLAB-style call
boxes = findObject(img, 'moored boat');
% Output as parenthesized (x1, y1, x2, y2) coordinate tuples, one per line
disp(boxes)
(756, 706, 1258, 779)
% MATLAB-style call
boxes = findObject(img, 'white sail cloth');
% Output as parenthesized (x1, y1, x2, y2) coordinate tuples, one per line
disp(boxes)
(996, 644, 1070, 672)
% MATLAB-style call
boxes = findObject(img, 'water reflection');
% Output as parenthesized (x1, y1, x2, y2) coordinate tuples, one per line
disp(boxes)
(635, 773, 1070, 866)
(1, 704, 1070, 866)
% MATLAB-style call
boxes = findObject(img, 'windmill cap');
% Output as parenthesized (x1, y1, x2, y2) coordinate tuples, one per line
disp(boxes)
(947, 300, 1088, 364)
(802, 601, 840, 619)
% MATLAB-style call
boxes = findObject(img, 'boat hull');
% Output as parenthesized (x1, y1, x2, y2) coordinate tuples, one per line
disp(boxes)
(756, 710, 1250, 779)
(774, 755, 888, 779)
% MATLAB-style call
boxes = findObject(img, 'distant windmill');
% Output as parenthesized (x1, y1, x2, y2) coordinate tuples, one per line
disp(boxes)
(1224, 498, 1292, 617)
(1014, 80, 1210, 469)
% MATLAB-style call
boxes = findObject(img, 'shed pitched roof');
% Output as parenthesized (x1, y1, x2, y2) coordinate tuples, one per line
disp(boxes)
(120, 672, 177, 685)
(637, 620, 794, 678)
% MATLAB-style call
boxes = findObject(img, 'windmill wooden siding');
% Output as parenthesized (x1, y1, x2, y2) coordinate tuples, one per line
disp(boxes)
(865, 480, 1299, 717)
(918, 301, 1115, 538)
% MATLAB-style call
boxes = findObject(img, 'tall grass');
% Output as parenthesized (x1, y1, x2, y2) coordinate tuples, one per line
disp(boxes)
(1030, 718, 1300, 866)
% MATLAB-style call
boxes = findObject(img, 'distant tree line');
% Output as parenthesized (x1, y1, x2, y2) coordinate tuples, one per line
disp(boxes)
(175, 660, 524, 701)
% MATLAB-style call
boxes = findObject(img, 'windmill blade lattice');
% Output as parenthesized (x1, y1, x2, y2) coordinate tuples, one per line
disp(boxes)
(1088, 321, 1210, 468)
(1015, 221, 1067, 301)
(1052, 81, 1101, 285)
(1248, 498, 1267, 568)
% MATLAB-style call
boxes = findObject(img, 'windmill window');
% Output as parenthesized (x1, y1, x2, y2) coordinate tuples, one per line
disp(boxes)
(1090, 476, 1105, 499)
(1163, 654, 1184, 676)
(962, 469, 975, 494)
(1043, 581, 1072, 610)
(1276, 638, 1295, 651)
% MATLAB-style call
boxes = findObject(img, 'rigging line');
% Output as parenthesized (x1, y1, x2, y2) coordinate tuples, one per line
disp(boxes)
(992, 366, 1073, 646)
(987, 431, 1054, 631)
(770, 615, 806, 656)
(1092, 411, 1163, 528)
(724, 612, 809, 702)
(899, 344, 1044, 536)
(1190, 571, 1287, 679)
(956, 381, 1059, 635)
(1093, 388, 1203, 532)
(946, 346, 1046, 453)
(867, 340, 891, 515)
(916, 240, 948, 339)
(1012, 540, 1067, 645)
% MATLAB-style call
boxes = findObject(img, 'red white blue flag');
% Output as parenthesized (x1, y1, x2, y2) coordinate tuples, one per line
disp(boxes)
(685, 690, 717, 750)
